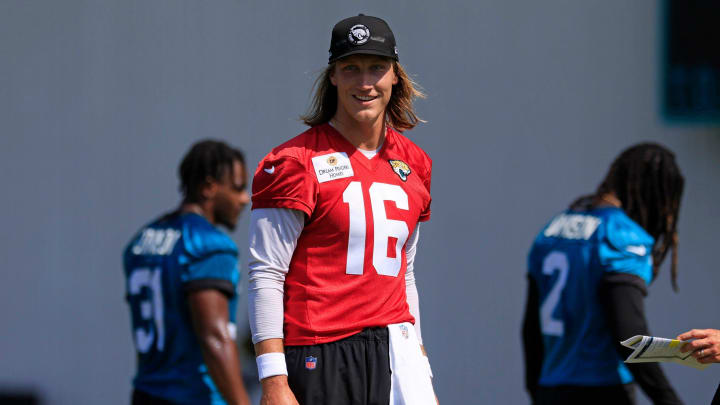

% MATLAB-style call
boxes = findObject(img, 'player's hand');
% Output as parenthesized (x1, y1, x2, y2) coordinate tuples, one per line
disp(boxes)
(260, 375, 299, 405)
(677, 328, 720, 364)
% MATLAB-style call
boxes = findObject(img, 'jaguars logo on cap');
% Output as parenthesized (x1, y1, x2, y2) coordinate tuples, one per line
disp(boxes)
(348, 24, 370, 45)
(388, 160, 411, 182)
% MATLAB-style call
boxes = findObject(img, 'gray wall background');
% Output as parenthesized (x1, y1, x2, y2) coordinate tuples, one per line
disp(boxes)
(1, 1, 719, 404)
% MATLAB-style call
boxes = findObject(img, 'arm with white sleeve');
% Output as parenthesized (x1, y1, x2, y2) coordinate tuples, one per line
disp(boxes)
(405, 223, 423, 344)
(404, 224, 434, 380)
(248, 208, 304, 345)
(248, 208, 304, 405)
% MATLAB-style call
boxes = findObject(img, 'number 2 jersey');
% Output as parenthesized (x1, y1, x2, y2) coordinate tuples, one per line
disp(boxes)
(123, 212, 239, 405)
(251, 123, 432, 346)
(527, 206, 654, 386)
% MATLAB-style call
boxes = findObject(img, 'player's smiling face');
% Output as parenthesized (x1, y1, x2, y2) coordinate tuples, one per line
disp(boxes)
(330, 54, 398, 126)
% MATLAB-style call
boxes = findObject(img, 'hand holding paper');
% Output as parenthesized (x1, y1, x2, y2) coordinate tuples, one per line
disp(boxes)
(676, 328, 720, 364)
(621, 335, 709, 370)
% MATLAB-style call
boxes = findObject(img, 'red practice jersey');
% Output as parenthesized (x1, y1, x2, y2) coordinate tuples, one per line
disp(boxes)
(252, 124, 432, 345)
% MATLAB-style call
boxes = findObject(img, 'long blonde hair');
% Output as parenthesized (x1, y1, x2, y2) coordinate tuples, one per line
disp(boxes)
(300, 61, 425, 131)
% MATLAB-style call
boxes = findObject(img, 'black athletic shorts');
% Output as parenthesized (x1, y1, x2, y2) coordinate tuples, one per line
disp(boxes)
(286, 327, 392, 405)
(534, 384, 635, 405)
(131, 389, 174, 405)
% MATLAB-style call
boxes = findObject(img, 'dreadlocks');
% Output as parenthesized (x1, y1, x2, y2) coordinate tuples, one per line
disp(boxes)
(571, 143, 685, 290)
(178, 140, 245, 202)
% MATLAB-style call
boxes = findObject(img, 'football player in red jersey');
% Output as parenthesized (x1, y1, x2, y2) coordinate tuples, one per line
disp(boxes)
(248, 14, 437, 405)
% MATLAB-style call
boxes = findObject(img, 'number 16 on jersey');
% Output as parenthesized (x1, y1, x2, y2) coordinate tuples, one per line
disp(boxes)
(343, 181, 410, 278)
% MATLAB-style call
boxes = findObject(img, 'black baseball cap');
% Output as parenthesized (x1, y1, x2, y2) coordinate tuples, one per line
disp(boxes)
(328, 14, 399, 64)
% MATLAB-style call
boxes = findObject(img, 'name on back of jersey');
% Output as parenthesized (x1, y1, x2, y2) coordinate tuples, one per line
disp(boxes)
(132, 228, 181, 256)
(544, 214, 601, 240)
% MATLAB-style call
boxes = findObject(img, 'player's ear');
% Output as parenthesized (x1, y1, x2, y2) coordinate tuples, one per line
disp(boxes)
(200, 177, 218, 199)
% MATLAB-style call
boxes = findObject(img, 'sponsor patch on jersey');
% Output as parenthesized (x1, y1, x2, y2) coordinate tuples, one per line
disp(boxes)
(388, 159, 411, 182)
(305, 356, 317, 370)
(312, 152, 354, 183)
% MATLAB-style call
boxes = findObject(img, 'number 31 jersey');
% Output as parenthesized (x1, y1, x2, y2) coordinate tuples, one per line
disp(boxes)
(527, 207, 654, 386)
(252, 123, 432, 346)
(123, 212, 240, 404)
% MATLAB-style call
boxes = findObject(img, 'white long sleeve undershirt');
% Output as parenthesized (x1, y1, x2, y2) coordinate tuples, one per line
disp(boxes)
(247, 207, 424, 344)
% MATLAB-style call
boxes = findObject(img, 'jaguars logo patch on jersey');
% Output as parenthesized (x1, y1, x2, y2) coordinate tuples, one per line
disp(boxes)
(388, 160, 411, 182)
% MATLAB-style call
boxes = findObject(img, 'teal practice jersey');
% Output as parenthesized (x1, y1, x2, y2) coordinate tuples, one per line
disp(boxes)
(527, 207, 654, 386)
(123, 212, 240, 404)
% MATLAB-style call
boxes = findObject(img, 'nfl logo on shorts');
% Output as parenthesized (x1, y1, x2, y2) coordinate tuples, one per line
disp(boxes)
(305, 356, 317, 370)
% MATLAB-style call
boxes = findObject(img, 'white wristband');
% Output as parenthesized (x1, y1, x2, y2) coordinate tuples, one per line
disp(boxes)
(256, 352, 288, 381)
(423, 355, 433, 379)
